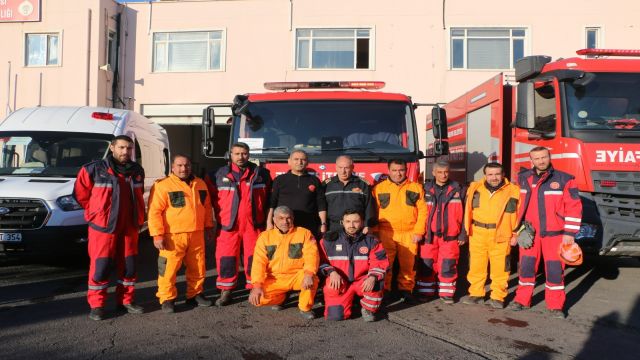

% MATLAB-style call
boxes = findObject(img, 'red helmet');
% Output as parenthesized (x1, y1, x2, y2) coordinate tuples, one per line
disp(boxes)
(558, 242, 583, 266)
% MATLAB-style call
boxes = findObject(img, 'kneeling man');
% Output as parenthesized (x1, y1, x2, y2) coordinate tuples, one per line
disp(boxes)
(249, 206, 319, 319)
(320, 209, 389, 321)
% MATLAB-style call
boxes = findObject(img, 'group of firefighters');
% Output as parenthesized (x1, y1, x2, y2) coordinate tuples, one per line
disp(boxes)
(74, 136, 583, 322)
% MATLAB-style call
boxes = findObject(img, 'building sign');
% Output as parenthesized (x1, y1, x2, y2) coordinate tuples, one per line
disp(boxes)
(0, 0, 41, 23)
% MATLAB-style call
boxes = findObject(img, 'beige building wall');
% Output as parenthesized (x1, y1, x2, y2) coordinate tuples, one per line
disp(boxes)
(0, 0, 120, 119)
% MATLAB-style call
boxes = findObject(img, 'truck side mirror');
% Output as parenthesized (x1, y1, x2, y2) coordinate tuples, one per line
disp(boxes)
(202, 106, 216, 157)
(431, 107, 448, 139)
(433, 140, 449, 156)
(515, 82, 536, 129)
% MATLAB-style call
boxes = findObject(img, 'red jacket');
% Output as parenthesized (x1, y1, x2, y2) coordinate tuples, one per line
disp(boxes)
(205, 162, 271, 231)
(517, 167, 583, 237)
(73, 158, 145, 234)
(424, 181, 466, 242)
(319, 230, 389, 283)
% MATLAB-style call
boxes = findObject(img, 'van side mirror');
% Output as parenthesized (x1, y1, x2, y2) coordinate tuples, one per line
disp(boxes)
(431, 107, 448, 139)
(515, 82, 536, 129)
(202, 106, 216, 157)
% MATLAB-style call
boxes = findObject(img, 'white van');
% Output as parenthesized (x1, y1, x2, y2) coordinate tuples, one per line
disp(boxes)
(0, 106, 170, 253)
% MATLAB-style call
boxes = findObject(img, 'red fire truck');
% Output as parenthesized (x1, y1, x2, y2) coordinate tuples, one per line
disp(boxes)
(428, 49, 640, 257)
(203, 81, 447, 185)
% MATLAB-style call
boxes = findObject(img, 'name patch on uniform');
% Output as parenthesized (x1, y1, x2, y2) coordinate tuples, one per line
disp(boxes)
(359, 246, 369, 255)
(308, 184, 316, 192)
(550, 182, 560, 190)
(336, 244, 343, 252)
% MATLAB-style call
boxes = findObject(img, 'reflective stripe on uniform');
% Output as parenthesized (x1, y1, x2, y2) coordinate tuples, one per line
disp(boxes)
(439, 289, 455, 293)
(417, 281, 435, 287)
(88, 284, 109, 290)
(363, 295, 383, 302)
(325, 190, 365, 196)
(417, 288, 436, 293)
(353, 256, 368, 260)
(216, 281, 236, 287)
(545, 284, 565, 290)
(519, 281, 535, 286)
(565, 217, 581, 222)
(564, 225, 580, 230)
(327, 256, 349, 261)
(438, 282, 456, 287)
(117, 280, 136, 286)
(217, 186, 236, 191)
(94, 183, 113, 188)
(252, 184, 267, 189)
(543, 191, 563, 195)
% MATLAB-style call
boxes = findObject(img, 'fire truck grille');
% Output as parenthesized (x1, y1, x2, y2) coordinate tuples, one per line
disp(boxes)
(0, 198, 50, 230)
(592, 171, 640, 197)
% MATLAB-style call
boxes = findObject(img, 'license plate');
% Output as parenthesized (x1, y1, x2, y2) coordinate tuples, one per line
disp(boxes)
(0, 232, 22, 242)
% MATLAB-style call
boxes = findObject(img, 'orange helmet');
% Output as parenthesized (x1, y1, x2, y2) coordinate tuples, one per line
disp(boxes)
(558, 242, 583, 266)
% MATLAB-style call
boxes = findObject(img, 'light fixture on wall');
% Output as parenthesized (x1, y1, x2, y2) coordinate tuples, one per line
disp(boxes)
(99, 64, 112, 72)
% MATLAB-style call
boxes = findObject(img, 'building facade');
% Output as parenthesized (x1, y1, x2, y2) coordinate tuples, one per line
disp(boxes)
(1, 0, 639, 175)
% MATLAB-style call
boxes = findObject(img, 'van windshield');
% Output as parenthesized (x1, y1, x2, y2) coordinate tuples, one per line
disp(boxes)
(231, 100, 417, 157)
(0, 132, 112, 177)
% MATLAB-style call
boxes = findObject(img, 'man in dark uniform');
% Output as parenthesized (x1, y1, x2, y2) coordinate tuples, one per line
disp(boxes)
(267, 149, 327, 238)
(324, 155, 376, 233)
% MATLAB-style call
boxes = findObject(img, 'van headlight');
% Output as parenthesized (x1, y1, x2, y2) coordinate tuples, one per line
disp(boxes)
(57, 195, 83, 211)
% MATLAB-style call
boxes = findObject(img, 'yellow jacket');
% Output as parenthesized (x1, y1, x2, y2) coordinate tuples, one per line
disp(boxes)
(463, 178, 520, 243)
(372, 179, 427, 235)
(251, 226, 319, 288)
(148, 174, 214, 236)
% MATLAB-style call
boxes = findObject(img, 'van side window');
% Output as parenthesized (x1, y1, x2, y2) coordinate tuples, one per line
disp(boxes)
(533, 83, 557, 133)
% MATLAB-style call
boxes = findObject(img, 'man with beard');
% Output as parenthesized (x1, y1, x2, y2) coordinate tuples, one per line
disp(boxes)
(462, 162, 520, 309)
(74, 135, 146, 321)
(509, 147, 582, 318)
(206, 142, 271, 306)
(319, 209, 389, 321)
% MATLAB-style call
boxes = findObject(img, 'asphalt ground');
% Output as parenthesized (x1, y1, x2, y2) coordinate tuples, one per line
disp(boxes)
(1, 236, 639, 359)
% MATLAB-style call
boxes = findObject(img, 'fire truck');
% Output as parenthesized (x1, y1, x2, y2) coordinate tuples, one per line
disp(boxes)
(428, 49, 640, 257)
(203, 81, 447, 185)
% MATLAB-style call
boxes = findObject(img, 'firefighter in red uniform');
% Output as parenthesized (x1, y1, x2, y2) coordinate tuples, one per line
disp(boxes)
(205, 142, 271, 306)
(319, 209, 389, 322)
(416, 160, 466, 304)
(74, 135, 146, 321)
(509, 147, 582, 318)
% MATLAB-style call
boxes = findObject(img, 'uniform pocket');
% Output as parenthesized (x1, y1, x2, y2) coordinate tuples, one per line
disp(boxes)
(378, 193, 391, 209)
(288, 243, 303, 259)
(505, 197, 518, 213)
(168, 191, 186, 208)
(405, 190, 419, 207)
(472, 192, 480, 208)
(199, 190, 208, 205)
(266, 245, 277, 260)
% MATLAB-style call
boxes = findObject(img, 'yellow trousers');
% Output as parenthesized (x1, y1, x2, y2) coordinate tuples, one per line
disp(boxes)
(467, 228, 511, 301)
(378, 228, 417, 291)
(257, 270, 318, 312)
(157, 231, 206, 304)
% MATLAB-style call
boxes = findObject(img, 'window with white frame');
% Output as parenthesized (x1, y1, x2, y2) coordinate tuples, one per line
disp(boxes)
(25, 33, 60, 66)
(585, 27, 600, 49)
(153, 31, 223, 72)
(296, 28, 371, 69)
(450, 28, 526, 69)
(107, 31, 117, 68)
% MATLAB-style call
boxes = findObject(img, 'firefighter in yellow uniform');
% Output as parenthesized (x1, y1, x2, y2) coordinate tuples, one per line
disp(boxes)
(249, 205, 319, 320)
(372, 159, 427, 303)
(462, 163, 520, 309)
(148, 154, 215, 313)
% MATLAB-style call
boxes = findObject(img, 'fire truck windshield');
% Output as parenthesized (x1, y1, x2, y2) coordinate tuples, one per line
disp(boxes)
(231, 100, 416, 156)
(566, 73, 640, 131)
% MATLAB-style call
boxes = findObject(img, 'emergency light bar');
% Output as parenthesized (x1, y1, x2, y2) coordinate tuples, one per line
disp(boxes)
(264, 81, 385, 91)
(91, 112, 114, 120)
(576, 49, 640, 57)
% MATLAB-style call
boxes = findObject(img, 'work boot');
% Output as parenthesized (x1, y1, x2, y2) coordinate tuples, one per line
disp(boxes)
(487, 299, 504, 309)
(462, 296, 484, 305)
(440, 296, 454, 305)
(89, 307, 105, 321)
(299, 310, 315, 320)
(215, 290, 232, 307)
(508, 301, 530, 311)
(549, 309, 566, 319)
(361, 308, 375, 322)
(400, 291, 417, 304)
(161, 300, 175, 314)
(118, 302, 145, 314)
(186, 294, 213, 307)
